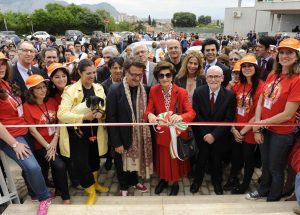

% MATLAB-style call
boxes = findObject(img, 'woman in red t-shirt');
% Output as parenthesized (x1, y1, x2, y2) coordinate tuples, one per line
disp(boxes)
(0, 53, 52, 214)
(229, 55, 264, 194)
(47, 63, 71, 105)
(246, 38, 300, 202)
(23, 74, 70, 204)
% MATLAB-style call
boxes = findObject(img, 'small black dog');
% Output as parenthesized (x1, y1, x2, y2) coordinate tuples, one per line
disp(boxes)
(74, 96, 105, 138)
(86, 96, 105, 113)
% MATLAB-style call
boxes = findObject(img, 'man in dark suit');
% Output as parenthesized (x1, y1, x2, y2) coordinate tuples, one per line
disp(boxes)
(202, 38, 231, 87)
(256, 36, 277, 81)
(132, 44, 157, 87)
(106, 59, 153, 196)
(12, 41, 44, 101)
(190, 65, 236, 195)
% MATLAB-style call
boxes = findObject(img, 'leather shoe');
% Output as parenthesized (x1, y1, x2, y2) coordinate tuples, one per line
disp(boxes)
(223, 177, 239, 191)
(155, 179, 168, 194)
(190, 181, 201, 194)
(214, 184, 223, 195)
(231, 184, 247, 194)
(169, 183, 179, 196)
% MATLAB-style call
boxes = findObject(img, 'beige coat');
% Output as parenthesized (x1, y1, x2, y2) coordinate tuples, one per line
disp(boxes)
(57, 79, 108, 158)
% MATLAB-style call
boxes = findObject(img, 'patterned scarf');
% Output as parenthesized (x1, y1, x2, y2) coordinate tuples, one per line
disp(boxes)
(122, 77, 153, 179)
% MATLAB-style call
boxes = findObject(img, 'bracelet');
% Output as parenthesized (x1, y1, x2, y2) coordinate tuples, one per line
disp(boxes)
(45, 144, 51, 150)
(253, 130, 262, 134)
(54, 133, 59, 137)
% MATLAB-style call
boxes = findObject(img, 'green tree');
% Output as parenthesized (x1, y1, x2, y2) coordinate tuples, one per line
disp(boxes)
(198, 15, 212, 26)
(152, 18, 156, 27)
(148, 15, 151, 25)
(204, 16, 212, 25)
(171, 12, 197, 27)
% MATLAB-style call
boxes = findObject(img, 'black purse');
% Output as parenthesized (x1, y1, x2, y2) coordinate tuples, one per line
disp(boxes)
(175, 101, 198, 160)
(177, 132, 199, 160)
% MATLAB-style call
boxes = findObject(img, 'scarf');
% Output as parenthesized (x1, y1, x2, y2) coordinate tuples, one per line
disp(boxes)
(122, 77, 153, 179)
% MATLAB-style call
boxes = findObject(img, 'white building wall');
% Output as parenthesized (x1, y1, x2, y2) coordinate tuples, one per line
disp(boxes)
(224, 7, 257, 36)
(254, 11, 271, 33)
(279, 14, 300, 32)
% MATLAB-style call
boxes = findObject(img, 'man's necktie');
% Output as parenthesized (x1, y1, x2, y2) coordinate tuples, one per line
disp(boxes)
(210, 92, 215, 112)
(27, 69, 33, 76)
(143, 70, 147, 85)
(260, 59, 267, 76)
(205, 64, 211, 74)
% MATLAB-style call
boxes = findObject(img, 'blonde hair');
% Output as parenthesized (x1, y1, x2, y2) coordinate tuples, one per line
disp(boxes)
(176, 51, 204, 79)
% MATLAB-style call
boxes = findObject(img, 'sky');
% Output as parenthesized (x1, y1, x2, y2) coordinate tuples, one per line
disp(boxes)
(63, 0, 256, 20)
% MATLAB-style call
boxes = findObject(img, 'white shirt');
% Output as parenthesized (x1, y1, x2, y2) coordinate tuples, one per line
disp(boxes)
(17, 62, 32, 83)
(155, 47, 167, 62)
(74, 52, 87, 60)
(209, 87, 220, 103)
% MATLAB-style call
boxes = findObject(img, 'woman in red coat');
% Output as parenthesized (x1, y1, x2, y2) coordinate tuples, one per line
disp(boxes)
(144, 61, 196, 196)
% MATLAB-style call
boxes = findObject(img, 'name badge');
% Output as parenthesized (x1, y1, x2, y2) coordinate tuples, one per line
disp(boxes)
(237, 107, 246, 116)
(48, 127, 56, 136)
(17, 105, 24, 117)
(264, 98, 272, 110)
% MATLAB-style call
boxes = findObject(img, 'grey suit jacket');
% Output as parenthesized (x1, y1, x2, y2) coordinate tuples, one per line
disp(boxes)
(148, 61, 157, 87)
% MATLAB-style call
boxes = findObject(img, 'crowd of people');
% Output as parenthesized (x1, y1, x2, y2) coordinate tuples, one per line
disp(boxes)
(0, 30, 300, 215)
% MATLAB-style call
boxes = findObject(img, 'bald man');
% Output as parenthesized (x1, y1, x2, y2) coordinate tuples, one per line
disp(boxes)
(165, 39, 185, 74)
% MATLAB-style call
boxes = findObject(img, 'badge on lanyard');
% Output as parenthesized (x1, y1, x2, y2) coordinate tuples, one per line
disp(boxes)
(237, 107, 246, 116)
(48, 127, 56, 136)
(264, 97, 272, 110)
(17, 105, 24, 117)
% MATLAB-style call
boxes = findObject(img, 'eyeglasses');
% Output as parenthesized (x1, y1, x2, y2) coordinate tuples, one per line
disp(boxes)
(207, 75, 222, 80)
(229, 58, 239, 61)
(19, 49, 35, 54)
(158, 73, 172, 79)
(127, 71, 143, 79)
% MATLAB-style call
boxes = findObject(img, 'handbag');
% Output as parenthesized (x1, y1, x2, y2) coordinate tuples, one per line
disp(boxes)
(177, 132, 198, 160)
(175, 101, 198, 160)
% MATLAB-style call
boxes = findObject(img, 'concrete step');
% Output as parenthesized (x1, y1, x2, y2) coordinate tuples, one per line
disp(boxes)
(3, 196, 297, 215)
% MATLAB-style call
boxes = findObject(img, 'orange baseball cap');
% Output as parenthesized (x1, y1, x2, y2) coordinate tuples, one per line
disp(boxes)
(0, 52, 8, 61)
(232, 60, 242, 72)
(148, 52, 154, 59)
(68, 55, 79, 63)
(47, 63, 67, 77)
(25, 74, 49, 89)
(278, 38, 300, 51)
(94, 58, 102, 68)
(240, 55, 257, 65)
(159, 51, 165, 58)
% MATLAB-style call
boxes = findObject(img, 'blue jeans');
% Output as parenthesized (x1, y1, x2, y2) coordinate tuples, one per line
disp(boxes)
(295, 173, 300, 205)
(0, 135, 49, 201)
(258, 130, 293, 201)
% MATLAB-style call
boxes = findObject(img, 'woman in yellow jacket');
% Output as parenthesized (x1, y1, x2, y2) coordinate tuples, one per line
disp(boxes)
(57, 59, 108, 205)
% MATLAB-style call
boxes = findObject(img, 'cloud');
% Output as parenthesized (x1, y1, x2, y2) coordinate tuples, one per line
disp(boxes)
(63, 0, 255, 19)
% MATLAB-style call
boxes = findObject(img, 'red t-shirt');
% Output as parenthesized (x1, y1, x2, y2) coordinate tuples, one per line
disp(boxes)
(261, 72, 300, 134)
(23, 98, 58, 150)
(0, 80, 28, 137)
(232, 81, 264, 144)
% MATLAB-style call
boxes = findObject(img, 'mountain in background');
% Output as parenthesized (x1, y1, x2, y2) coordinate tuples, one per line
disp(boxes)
(0, 0, 121, 18)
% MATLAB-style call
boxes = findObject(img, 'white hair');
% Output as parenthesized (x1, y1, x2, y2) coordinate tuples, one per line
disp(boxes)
(102, 46, 119, 57)
(207, 65, 223, 75)
(132, 44, 148, 55)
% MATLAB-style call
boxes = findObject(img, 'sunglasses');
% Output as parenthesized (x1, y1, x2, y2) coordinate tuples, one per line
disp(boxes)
(158, 73, 172, 79)
(229, 58, 239, 61)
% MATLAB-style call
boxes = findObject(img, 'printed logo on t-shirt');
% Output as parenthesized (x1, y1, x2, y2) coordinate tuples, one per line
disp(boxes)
(237, 93, 253, 114)
(39, 110, 56, 124)
(263, 81, 282, 104)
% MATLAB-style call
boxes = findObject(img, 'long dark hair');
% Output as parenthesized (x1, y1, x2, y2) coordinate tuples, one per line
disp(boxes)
(25, 83, 49, 105)
(0, 60, 21, 100)
(239, 63, 260, 101)
(48, 68, 71, 97)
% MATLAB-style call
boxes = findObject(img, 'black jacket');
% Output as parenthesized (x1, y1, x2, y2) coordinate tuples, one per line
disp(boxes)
(258, 57, 274, 81)
(192, 85, 236, 144)
(106, 82, 149, 149)
(175, 75, 206, 89)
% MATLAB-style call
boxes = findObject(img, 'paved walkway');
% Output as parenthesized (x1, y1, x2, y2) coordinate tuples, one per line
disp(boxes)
(8, 157, 261, 201)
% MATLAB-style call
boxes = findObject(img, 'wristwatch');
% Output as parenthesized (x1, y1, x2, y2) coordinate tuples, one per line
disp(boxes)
(11, 142, 19, 149)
